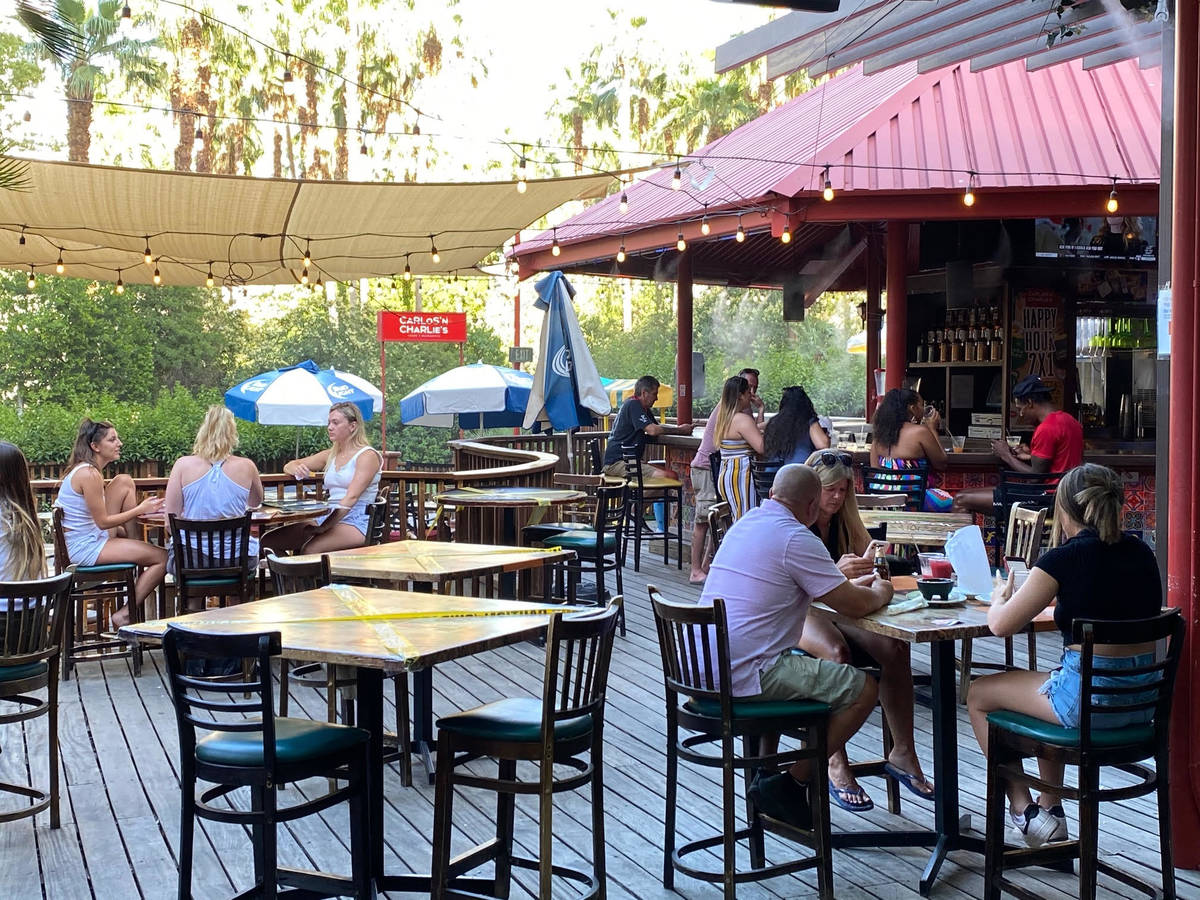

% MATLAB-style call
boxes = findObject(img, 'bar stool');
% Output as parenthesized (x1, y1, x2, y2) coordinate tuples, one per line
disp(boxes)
(619, 443, 683, 571)
(52, 507, 141, 679)
(430, 601, 621, 899)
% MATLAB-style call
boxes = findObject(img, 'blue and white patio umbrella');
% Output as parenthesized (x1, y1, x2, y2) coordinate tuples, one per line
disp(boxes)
(522, 271, 610, 433)
(224, 359, 382, 425)
(399, 363, 533, 429)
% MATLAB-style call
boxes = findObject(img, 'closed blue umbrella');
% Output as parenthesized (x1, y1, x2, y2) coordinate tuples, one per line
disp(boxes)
(522, 271, 610, 433)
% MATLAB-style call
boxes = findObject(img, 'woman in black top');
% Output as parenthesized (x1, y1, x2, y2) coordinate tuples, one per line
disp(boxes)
(967, 463, 1162, 849)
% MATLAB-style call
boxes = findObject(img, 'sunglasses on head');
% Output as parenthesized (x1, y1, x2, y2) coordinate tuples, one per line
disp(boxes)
(814, 451, 853, 468)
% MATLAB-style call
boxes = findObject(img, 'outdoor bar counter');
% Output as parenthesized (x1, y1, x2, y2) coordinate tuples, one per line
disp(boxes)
(649, 433, 1157, 541)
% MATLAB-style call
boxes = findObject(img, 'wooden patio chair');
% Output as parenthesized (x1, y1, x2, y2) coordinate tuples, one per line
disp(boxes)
(430, 600, 621, 899)
(0, 572, 73, 828)
(958, 503, 1048, 704)
(983, 609, 1183, 900)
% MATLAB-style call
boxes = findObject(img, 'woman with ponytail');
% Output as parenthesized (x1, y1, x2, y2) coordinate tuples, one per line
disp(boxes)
(966, 463, 1162, 849)
(0, 442, 47, 581)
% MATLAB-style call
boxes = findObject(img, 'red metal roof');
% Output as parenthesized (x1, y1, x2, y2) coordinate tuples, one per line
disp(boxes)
(512, 57, 1160, 266)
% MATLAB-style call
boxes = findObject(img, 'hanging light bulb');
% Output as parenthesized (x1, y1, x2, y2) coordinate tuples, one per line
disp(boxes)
(700, 205, 710, 236)
(618, 191, 628, 215)
(359, 132, 369, 155)
(120, 3, 131, 31)
(429, 235, 440, 264)
(152, 264, 162, 286)
(551, 229, 561, 257)
(735, 217, 745, 243)
(300, 267, 309, 285)
(961, 171, 977, 208)
(205, 263, 215, 288)
(26, 267, 35, 290)
(822, 164, 834, 202)
(780, 223, 791, 244)
(144, 239, 153, 265)
(1106, 177, 1119, 214)
(282, 62, 297, 98)
(517, 152, 528, 194)
(677, 228, 687, 252)
(302, 240, 311, 268)
(194, 112, 204, 143)
(55, 251, 64, 274)
(115, 271, 125, 294)
(671, 161, 682, 191)
(22, 110, 31, 123)
(403, 255, 412, 281)
(18, 227, 25, 246)
(616, 241, 626, 264)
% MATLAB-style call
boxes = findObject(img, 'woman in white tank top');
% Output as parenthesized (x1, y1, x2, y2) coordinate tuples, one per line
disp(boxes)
(261, 401, 382, 555)
(53, 418, 167, 626)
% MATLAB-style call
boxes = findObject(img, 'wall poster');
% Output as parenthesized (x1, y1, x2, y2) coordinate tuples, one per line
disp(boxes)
(1008, 288, 1070, 430)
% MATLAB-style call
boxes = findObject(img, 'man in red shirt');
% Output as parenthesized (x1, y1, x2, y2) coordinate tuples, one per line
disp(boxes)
(953, 375, 1083, 515)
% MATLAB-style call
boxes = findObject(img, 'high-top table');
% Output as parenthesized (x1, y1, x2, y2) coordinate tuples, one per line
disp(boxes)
(292, 539, 573, 600)
(812, 578, 1056, 895)
(120, 585, 580, 896)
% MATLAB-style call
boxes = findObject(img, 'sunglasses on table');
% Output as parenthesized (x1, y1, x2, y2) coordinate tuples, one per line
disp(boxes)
(814, 451, 854, 468)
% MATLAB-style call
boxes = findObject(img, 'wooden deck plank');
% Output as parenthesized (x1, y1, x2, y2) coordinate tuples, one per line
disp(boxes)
(0, 553, 1194, 899)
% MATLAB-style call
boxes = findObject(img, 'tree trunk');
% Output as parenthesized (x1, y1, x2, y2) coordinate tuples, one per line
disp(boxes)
(66, 94, 92, 162)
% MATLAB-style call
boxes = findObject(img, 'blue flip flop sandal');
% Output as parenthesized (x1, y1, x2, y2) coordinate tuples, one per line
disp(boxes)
(828, 780, 874, 812)
(883, 762, 936, 801)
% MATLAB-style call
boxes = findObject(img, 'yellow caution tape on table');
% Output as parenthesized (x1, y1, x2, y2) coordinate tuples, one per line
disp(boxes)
(331, 584, 421, 661)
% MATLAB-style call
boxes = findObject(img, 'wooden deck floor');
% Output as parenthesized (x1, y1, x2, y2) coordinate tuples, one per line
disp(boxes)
(2, 558, 1198, 899)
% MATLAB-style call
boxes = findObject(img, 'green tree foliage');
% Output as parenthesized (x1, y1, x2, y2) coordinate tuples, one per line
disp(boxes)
(0, 270, 248, 405)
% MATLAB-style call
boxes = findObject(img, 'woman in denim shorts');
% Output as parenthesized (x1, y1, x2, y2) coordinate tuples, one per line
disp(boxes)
(965, 464, 1162, 849)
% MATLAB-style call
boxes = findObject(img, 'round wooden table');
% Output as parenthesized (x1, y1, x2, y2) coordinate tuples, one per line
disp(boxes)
(139, 503, 331, 534)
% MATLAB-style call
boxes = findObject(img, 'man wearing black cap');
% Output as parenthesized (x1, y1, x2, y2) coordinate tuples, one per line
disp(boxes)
(953, 374, 1083, 515)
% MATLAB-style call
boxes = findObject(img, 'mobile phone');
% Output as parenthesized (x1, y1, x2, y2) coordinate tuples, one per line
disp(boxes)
(1005, 557, 1030, 591)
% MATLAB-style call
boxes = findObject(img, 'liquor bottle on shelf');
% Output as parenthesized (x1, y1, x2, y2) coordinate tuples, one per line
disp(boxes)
(990, 323, 1004, 362)
(941, 328, 952, 362)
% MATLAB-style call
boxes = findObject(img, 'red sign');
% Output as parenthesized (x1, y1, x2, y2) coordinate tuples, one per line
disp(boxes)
(377, 310, 467, 343)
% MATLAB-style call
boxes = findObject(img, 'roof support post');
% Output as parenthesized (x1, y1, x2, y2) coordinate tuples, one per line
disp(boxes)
(1167, 0, 1200, 864)
(865, 228, 883, 413)
(885, 222, 909, 392)
(676, 248, 694, 424)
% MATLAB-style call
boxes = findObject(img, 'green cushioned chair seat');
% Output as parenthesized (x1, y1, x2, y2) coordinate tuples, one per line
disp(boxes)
(437, 697, 592, 743)
(522, 524, 574, 542)
(184, 576, 243, 587)
(195, 716, 368, 766)
(987, 709, 1154, 748)
(0, 661, 49, 682)
(543, 530, 617, 552)
(76, 563, 137, 574)
(685, 697, 831, 720)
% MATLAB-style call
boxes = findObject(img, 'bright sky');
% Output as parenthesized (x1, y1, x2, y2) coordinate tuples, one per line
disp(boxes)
(444, 0, 775, 146)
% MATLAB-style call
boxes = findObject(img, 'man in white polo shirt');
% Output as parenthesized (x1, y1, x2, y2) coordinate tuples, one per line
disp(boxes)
(700, 463, 894, 828)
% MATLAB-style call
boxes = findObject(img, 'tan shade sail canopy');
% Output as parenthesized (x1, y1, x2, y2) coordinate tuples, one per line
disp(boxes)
(0, 158, 615, 287)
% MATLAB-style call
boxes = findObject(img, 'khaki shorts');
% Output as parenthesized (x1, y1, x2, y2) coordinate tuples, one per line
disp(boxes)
(753, 649, 866, 712)
(603, 459, 657, 482)
(691, 466, 718, 519)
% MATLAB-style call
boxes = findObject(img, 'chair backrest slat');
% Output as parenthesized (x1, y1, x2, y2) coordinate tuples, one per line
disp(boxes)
(163, 626, 281, 768)
(266, 553, 332, 595)
(0, 573, 73, 664)
(1073, 610, 1185, 746)
(651, 588, 728, 705)
(170, 512, 253, 576)
(542, 601, 621, 726)
(1005, 504, 1048, 566)
(861, 465, 927, 511)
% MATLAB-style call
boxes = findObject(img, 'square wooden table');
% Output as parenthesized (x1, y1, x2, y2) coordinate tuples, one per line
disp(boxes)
(120, 585, 579, 895)
(292, 539, 574, 600)
(812, 584, 1056, 895)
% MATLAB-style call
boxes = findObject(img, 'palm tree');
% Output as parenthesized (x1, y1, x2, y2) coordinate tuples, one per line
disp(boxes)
(17, 0, 164, 162)
(0, 140, 31, 191)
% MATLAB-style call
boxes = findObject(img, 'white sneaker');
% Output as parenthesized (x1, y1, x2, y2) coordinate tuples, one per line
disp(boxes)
(1009, 803, 1069, 848)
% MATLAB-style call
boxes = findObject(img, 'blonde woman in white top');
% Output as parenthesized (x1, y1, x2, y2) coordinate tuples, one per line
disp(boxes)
(261, 402, 382, 555)
(53, 419, 166, 626)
